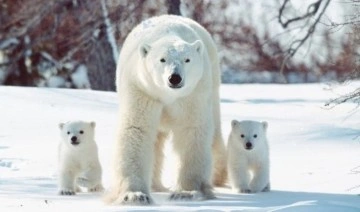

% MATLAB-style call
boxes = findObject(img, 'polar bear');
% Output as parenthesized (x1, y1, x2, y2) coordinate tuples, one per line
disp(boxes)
(227, 120, 270, 193)
(105, 15, 227, 205)
(58, 121, 103, 195)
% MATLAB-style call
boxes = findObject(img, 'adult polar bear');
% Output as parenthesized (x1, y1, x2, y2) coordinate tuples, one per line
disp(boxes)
(106, 15, 226, 205)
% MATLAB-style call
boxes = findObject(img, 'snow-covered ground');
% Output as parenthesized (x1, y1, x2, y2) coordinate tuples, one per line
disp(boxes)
(0, 83, 359, 211)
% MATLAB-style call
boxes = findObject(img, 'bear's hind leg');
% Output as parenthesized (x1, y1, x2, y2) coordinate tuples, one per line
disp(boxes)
(212, 131, 227, 187)
(151, 132, 168, 192)
(77, 165, 103, 192)
(77, 177, 104, 192)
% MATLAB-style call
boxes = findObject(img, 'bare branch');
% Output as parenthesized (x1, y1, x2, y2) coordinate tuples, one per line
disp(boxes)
(279, 0, 331, 73)
(325, 87, 360, 108)
(279, 0, 322, 28)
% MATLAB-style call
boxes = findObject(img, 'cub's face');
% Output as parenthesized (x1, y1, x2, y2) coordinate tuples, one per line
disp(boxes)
(139, 39, 204, 98)
(59, 121, 95, 147)
(230, 120, 268, 151)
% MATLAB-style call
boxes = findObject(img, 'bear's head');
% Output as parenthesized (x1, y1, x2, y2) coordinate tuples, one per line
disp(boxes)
(138, 38, 204, 99)
(230, 120, 268, 151)
(59, 121, 95, 148)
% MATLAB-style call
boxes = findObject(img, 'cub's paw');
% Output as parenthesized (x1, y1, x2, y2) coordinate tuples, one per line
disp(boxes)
(239, 188, 252, 194)
(75, 186, 82, 192)
(58, 189, 76, 195)
(169, 191, 201, 201)
(121, 192, 152, 205)
(262, 183, 271, 192)
(89, 184, 104, 192)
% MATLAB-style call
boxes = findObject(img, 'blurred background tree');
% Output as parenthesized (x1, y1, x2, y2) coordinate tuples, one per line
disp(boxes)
(0, 0, 358, 91)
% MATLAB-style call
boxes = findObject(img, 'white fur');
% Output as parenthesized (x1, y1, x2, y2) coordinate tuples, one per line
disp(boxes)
(58, 121, 103, 195)
(227, 120, 270, 193)
(106, 15, 226, 205)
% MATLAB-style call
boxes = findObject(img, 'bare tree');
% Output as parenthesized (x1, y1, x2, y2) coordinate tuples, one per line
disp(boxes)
(0, 0, 117, 90)
(278, 0, 331, 75)
(0, 0, 169, 90)
(277, 0, 359, 106)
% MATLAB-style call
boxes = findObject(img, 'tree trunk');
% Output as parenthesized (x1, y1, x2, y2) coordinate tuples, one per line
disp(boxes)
(86, 27, 116, 91)
(167, 0, 181, 16)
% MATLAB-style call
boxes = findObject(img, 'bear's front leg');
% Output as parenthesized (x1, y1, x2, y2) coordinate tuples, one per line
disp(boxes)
(105, 96, 162, 205)
(170, 122, 215, 201)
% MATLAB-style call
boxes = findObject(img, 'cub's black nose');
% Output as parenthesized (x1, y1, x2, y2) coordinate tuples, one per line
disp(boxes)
(71, 136, 79, 145)
(245, 142, 253, 150)
(71, 136, 77, 142)
(168, 74, 182, 87)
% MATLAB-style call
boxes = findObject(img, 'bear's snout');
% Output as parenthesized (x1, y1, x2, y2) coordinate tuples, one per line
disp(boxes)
(168, 73, 183, 88)
(245, 142, 253, 150)
(71, 136, 80, 145)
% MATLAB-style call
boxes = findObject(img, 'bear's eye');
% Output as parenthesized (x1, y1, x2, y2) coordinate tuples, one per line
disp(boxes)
(185, 58, 190, 63)
(253, 134, 257, 138)
(160, 58, 166, 63)
(79, 130, 84, 134)
(240, 134, 245, 138)
(67, 131, 70, 135)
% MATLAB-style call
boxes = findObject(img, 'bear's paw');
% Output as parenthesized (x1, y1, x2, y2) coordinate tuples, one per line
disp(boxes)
(121, 192, 152, 205)
(169, 190, 205, 201)
(58, 189, 76, 195)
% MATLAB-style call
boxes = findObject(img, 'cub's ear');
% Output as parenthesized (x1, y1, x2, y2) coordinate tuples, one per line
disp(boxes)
(90, 121, 96, 128)
(139, 44, 151, 58)
(262, 121, 268, 131)
(191, 40, 203, 54)
(231, 120, 239, 128)
(59, 123, 64, 130)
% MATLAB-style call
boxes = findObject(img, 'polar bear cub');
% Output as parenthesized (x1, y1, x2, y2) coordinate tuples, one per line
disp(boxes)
(227, 120, 270, 193)
(58, 121, 103, 195)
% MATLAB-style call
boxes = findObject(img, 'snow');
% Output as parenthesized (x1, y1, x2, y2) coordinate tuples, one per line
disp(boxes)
(70, 64, 91, 89)
(0, 82, 360, 211)
(101, 0, 119, 63)
(47, 76, 67, 88)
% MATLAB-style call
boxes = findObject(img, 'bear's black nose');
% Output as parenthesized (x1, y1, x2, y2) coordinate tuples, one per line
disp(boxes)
(245, 142, 253, 150)
(168, 74, 182, 88)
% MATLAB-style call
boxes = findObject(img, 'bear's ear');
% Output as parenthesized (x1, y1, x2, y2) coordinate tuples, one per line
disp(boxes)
(139, 44, 151, 58)
(90, 121, 96, 128)
(191, 40, 203, 54)
(59, 123, 64, 130)
(262, 121, 268, 131)
(231, 120, 239, 128)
